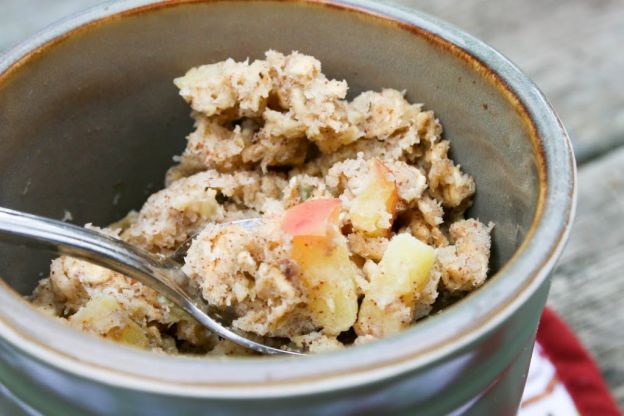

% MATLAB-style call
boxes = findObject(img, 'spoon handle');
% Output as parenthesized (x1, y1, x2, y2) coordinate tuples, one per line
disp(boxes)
(0, 206, 185, 292)
(0, 207, 299, 355)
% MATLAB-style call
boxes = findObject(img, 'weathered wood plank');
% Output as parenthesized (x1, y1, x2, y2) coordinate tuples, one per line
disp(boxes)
(547, 146, 624, 405)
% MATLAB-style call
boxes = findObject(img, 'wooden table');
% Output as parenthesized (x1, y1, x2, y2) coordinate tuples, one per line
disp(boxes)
(3, 0, 624, 408)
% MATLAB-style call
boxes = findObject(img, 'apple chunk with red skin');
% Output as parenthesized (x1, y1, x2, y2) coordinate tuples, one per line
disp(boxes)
(282, 198, 342, 237)
(282, 198, 359, 335)
(349, 159, 399, 236)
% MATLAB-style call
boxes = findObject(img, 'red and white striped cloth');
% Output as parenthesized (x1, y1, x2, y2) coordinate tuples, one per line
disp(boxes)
(519, 308, 620, 415)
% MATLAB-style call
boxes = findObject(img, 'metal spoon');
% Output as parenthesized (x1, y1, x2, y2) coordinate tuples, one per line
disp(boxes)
(0, 207, 304, 356)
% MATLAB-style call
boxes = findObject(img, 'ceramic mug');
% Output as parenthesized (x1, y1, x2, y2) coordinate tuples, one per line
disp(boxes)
(0, 1, 575, 414)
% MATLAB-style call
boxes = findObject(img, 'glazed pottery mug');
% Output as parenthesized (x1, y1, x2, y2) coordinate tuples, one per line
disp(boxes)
(0, 0, 575, 414)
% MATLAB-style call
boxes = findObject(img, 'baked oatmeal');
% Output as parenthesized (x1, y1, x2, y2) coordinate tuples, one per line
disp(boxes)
(31, 51, 493, 354)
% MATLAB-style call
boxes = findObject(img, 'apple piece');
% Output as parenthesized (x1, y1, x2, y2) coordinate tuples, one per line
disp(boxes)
(282, 198, 358, 335)
(282, 198, 342, 237)
(290, 237, 359, 335)
(112, 322, 150, 348)
(355, 233, 436, 338)
(70, 294, 149, 348)
(349, 159, 398, 236)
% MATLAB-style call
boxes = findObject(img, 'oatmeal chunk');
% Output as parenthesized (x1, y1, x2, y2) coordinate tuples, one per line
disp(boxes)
(174, 57, 271, 118)
(349, 89, 421, 139)
(179, 116, 254, 172)
(122, 169, 287, 253)
(183, 220, 313, 337)
(426, 141, 475, 208)
(291, 332, 344, 353)
(386, 160, 427, 207)
(266, 50, 361, 153)
(347, 233, 388, 262)
(282, 174, 331, 208)
(121, 174, 223, 253)
(32, 250, 197, 352)
(403, 209, 449, 248)
(437, 219, 494, 291)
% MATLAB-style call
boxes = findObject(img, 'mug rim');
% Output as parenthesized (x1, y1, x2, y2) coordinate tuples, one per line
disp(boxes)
(0, 0, 576, 398)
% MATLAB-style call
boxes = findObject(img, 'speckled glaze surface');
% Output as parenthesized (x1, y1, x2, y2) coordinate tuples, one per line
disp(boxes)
(0, 0, 575, 414)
